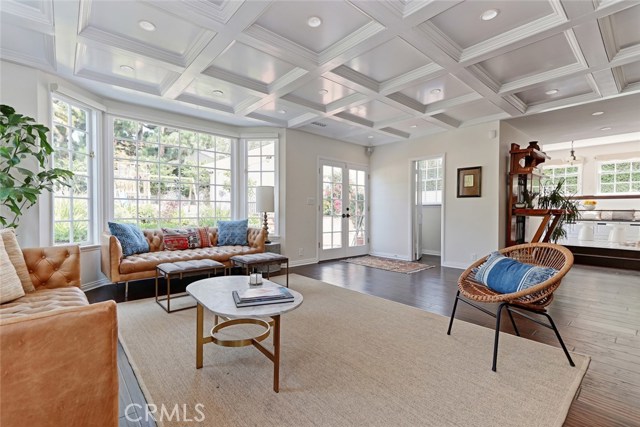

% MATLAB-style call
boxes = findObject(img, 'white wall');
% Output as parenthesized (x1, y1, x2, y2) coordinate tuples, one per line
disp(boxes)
(421, 205, 441, 255)
(282, 129, 369, 266)
(370, 121, 503, 268)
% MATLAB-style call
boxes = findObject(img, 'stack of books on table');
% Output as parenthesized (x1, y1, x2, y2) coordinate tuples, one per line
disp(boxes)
(232, 287, 294, 307)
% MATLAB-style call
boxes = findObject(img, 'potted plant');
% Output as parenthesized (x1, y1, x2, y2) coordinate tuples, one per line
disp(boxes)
(0, 104, 73, 228)
(537, 179, 580, 243)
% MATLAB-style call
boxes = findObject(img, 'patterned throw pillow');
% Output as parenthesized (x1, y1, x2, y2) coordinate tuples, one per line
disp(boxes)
(108, 222, 150, 257)
(217, 219, 248, 246)
(162, 227, 210, 251)
(0, 236, 25, 304)
(474, 251, 558, 294)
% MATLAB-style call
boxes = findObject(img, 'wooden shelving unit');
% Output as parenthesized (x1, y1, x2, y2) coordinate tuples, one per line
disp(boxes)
(506, 143, 565, 246)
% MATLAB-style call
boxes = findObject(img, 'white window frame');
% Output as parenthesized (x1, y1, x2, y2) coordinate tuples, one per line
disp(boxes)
(597, 159, 640, 195)
(542, 164, 582, 195)
(50, 94, 98, 246)
(243, 137, 279, 236)
(110, 116, 236, 229)
(419, 156, 443, 205)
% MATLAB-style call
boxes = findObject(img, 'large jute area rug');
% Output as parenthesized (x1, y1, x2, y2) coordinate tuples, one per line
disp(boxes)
(117, 274, 589, 427)
(344, 255, 435, 273)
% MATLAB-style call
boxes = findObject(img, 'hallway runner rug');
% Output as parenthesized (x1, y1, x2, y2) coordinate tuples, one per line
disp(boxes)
(344, 255, 435, 273)
(117, 274, 588, 427)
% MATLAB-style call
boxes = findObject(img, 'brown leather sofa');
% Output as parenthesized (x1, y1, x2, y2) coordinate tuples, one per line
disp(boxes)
(0, 244, 118, 427)
(101, 227, 265, 294)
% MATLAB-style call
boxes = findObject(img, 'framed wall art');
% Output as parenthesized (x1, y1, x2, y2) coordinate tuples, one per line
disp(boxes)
(457, 166, 482, 198)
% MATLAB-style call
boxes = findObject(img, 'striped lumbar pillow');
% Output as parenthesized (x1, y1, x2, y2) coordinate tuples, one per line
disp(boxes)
(474, 251, 558, 294)
(0, 234, 25, 304)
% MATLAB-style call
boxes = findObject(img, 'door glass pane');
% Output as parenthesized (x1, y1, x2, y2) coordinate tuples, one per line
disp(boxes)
(348, 167, 366, 248)
(322, 165, 342, 249)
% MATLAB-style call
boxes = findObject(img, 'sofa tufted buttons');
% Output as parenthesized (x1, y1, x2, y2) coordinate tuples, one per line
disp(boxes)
(29, 270, 33, 273)
(66, 252, 70, 257)
(42, 255, 46, 259)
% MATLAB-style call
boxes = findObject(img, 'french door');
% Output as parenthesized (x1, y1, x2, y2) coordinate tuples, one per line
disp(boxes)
(319, 160, 369, 261)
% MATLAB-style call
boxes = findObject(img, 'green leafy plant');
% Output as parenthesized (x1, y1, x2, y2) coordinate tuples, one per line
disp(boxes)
(0, 104, 74, 228)
(537, 179, 580, 243)
(521, 188, 539, 209)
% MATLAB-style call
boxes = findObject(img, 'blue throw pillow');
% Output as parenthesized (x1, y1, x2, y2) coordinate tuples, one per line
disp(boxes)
(217, 219, 248, 246)
(474, 251, 558, 294)
(108, 222, 150, 257)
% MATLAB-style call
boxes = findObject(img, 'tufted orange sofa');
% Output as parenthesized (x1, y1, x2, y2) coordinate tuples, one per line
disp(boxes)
(101, 227, 265, 293)
(0, 244, 118, 427)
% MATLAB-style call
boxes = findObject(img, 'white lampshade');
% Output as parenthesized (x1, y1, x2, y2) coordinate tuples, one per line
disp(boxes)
(255, 186, 275, 212)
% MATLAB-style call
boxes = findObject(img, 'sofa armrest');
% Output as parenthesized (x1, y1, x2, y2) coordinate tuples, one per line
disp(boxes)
(101, 232, 122, 283)
(21, 245, 80, 290)
(0, 301, 118, 427)
(247, 227, 266, 252)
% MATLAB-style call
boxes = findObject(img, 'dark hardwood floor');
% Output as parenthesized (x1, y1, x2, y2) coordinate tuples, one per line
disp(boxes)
(88, 257, 640, 427)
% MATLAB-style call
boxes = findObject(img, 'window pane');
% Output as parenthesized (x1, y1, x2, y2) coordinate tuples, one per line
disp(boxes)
(71, 106, 87, 131)
(53, 99, 69, 124)
(52, 97, 95, 245)
(54, 222, 71, 244)
(114, 119, 140, 139)
(73, 222, 89, 242)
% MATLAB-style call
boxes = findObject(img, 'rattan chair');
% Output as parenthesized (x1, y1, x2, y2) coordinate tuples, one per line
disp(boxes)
(446, 243, 575, 371)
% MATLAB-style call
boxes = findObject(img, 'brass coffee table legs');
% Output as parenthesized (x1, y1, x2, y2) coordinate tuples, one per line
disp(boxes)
(195, 303, 283, 392)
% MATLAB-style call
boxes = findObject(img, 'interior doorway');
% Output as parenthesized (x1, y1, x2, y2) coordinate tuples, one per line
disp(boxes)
(410, 156, 444, 262)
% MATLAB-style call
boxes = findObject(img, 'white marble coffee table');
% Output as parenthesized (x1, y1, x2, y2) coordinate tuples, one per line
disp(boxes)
(186, 276, 303, 392)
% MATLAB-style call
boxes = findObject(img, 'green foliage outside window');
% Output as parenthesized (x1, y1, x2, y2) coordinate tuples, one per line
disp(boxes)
(112, 118, 234, 228)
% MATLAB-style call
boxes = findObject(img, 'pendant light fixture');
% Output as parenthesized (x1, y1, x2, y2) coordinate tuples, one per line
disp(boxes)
(568, 141, 577, 165)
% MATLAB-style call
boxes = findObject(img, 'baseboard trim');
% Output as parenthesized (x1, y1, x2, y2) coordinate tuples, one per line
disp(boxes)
(441, 260, 468, 270)
(81, 278, 112, 292)
(289, 257, 319, 267)
(421, 249, 441, 256)
(369, 251, 411, 261)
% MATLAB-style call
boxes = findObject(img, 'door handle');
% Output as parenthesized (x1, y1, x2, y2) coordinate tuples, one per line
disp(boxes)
(342, 213, 351, 218)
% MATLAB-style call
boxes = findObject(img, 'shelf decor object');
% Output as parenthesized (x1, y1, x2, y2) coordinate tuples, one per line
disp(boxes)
(506, 143, 566, 246)
(457, 166, 482, 198)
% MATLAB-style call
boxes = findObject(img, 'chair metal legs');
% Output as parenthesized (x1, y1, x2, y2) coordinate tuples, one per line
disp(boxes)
(447, 293, 573, 371)
(446, 290, 460, 335)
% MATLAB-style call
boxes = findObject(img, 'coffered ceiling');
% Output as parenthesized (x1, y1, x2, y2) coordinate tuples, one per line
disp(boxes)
(1, 0, 639, 145)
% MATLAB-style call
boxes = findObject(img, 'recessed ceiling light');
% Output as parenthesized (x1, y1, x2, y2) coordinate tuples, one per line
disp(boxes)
(318, 89, 329, 95)
(211, 90, 224, 96)
(591, 111, 604, 116)
(600, 127, 612, 131)
(410, 125, 417, 128)
(480, 9, 500, 21)
(119, 65, 134, 72)
(430, 88, 442, 95)
(138, 20, 156, 32)
(307, 16, 322, 28)
(545, 89, 559, 95)
(278, 109, 287, 114)
(367, 135, 373, 139)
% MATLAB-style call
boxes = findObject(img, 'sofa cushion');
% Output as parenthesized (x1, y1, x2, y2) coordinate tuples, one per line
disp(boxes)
(119, 246, 261, 274)
(0, 229, 35, 293)
(218, 219, 248, 246)
(0, 287, 88, 320)
(161, 227, 211, 251)
(0, 236, 25, 304)
(108, 222, 150, 257)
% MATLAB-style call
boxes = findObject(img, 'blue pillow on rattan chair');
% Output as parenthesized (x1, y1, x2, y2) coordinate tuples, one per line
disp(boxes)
(474, 251, 558, 294)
